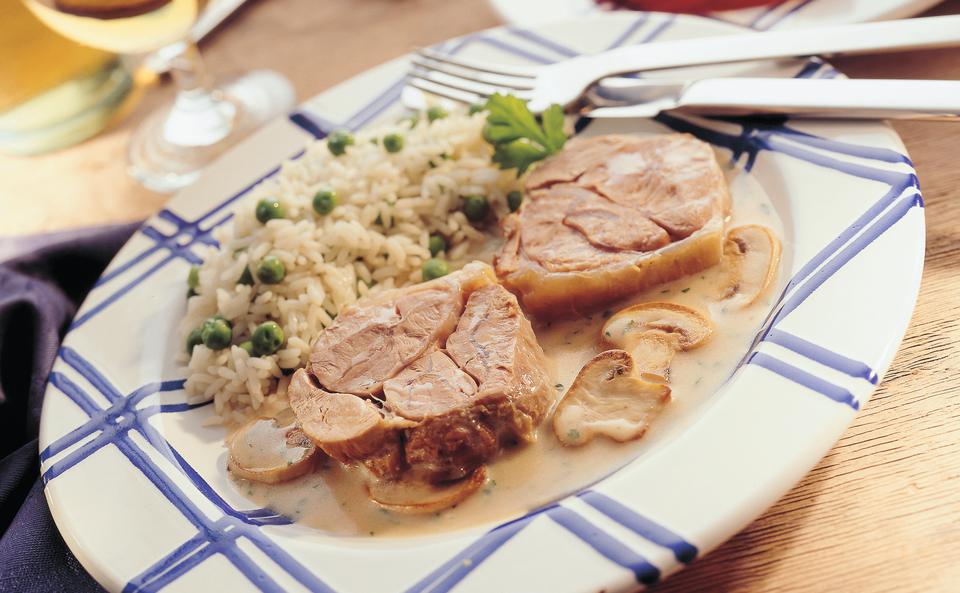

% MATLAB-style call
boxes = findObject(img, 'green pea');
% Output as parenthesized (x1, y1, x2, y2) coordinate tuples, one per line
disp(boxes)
(507, 190, 523, 213)
(256, 256, 286, 284)
(255, 198, 285, 224)
(428, 234, 447, 257)
(468, 102, 485, 115)
(200, 318, 232, 350)
(422, 258, 449, 281)
(205, 314, 232, 329)
(239, 340, 255, 356)
(327, 130, 354, 156)
(383, 133, 404, 153)
(186, 327, 203, 353)
(427, 105, 448, 122)
(252, 321, 285, 356)
(312, 189, 338, 215)
(238, 266, 254, 286)
(461, 194, 490, 223)
(187, 265, 200, 290)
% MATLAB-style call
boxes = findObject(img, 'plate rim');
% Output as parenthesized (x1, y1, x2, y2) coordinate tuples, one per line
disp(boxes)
(487, 0, 945, 30)
(38, 12, 925, 593)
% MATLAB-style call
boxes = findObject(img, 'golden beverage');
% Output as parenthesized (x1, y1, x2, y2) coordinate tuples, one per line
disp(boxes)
(24, 0, 200, 54)
(0, 0, 131, 155)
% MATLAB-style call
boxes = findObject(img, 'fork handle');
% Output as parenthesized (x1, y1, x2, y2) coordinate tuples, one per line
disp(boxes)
(677, 78, 960, 121)
(586, 15, 960, 79)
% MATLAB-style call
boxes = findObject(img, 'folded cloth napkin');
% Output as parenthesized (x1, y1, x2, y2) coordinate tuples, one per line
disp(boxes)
(0, 222, 140, 593)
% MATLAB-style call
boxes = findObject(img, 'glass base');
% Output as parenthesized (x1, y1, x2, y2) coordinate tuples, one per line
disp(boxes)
(127, 69, 295, 193)
(0, 58, 132, 156)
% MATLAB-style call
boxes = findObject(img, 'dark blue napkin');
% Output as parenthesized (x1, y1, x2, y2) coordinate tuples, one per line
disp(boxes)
(0, 222, 140, 593)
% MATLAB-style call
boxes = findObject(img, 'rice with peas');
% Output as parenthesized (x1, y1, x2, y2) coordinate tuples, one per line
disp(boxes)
(180, 111, 520, 425)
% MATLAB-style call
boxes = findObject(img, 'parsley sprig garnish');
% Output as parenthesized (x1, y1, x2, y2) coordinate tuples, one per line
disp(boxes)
(482, 94, 567, 175)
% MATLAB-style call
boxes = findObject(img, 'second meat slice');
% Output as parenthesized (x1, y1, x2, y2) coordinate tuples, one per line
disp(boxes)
(289, 262, 554, 485)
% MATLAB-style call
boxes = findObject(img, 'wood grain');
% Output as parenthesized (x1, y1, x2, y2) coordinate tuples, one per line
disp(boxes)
(3, 1, 959, 591)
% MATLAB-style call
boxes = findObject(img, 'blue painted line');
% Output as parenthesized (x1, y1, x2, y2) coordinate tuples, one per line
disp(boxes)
(470, 36, 557, 65)
(763, 0, 817, 30)
(774, 126, 912, 165)
(636, 13, 675, 45)
(403, 510, 545, 593)
(344, 76, 408, 131)
(140, 227, 203, 265)
(750, 0, 816, 31)
(221, 543, 287, 593)
(772, 193, 922, 327)
(71, 151, 295, 326)
(70, 253, 178, 330)
(115, 438, 290, 593)
(784, 177, 916, 294)
(41, 425, 114, 482)
(794, 59, 826, 79)
(657, 112, 912, 181)
(44, 347, 334, 592)
(189, 151, 301, 228)
(127, 379, 188, 401)
(289, 111, 330, 139)
(507, 27, 579, 58)
(749, 352, 859, 409)
(547, 507, 660, 585)
(155, 401, 210, 413)
(40, 376, 182, 463)
(606, 14, 649, 50)
(766, 329, 878, 384)
(168, 446, 292, 526)
(748, 0, 788, 30)
(48, 28, 927, 593)
(578, 491, 697, 563)
(95, 243, 162, 287)
(123, 532, 209, 593)
(60, 346, 123, 401)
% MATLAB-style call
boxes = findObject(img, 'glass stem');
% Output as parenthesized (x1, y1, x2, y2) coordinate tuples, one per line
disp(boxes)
(161, 40, 236, 147)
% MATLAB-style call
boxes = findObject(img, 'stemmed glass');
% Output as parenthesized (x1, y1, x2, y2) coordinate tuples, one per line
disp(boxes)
(24, 0, 294, 192)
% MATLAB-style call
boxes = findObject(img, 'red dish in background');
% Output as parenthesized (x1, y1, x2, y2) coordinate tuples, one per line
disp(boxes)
(607, 0, 782, 12)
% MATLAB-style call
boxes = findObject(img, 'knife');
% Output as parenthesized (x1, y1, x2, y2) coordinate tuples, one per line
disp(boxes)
(585, 77, 960, 121)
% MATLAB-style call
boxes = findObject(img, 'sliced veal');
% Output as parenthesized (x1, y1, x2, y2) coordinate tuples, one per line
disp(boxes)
(496, 133, 730, 317)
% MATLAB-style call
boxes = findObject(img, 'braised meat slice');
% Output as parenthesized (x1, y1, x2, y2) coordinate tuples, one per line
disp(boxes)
(289, 369, 412, 479)
(495, 133, 731, 317)
(308, 263, 492, 395)
(446, 284, 552, 442)
(290, 263, 554, 486)
(383, 349, 495, 481)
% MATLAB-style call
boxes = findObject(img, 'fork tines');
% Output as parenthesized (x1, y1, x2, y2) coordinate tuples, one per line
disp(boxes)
(409, 48, 537, 104)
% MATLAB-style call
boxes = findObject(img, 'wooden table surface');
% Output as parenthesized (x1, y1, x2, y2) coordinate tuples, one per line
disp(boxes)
(4, 1, 959, 591)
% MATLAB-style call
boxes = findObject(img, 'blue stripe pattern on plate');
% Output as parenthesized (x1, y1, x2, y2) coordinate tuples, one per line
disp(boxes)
(44, 16, 923, 592)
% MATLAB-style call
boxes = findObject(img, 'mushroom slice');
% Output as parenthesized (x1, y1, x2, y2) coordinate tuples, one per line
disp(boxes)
(601, 302, 713, 382)
(366, 466, 487, 515)
(717, 225, 781, 308)
(227, 417, 319, 484)
(553, 350, 671, 446)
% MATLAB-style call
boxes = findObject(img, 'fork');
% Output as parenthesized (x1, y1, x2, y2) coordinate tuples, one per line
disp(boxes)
(408, 15, 960, 113)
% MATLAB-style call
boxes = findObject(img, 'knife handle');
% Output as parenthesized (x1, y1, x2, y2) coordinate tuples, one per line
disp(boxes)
(585, 15, 960, 80)
(676, 78, 960, 121)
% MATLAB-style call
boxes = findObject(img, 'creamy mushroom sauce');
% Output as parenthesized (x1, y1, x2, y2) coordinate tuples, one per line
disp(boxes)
(233, 166, 787, 538)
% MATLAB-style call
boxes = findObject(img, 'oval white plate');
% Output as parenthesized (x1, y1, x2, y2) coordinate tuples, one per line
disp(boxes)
(39, 13, 924, 593)
(489, 0, 943, 30)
